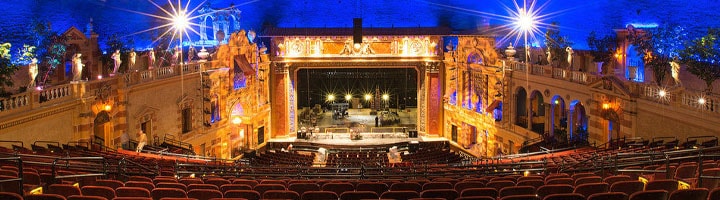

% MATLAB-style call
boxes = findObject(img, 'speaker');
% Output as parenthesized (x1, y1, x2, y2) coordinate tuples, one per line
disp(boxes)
(409, 131, 418, 138)
(353, 18, 362, 44)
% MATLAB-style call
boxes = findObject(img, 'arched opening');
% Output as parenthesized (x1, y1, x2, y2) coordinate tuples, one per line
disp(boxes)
(203, 16, 214, 42)
(493, 102, 503, 121)
(550, 95, 567, 143)
(93, 111, 111, 147)
(529, 90, 545, 134)
(626, 45, 644, 82)
(570, 100, 588, 144)
(467, 52, 483, 65)
(514, 87, 527, 127)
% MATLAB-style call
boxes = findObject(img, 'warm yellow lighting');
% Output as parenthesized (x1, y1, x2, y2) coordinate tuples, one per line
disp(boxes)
(364, 94, 372, 101)
(353, 43, 361, 49)
(698, 98, 706, 105)
(327, 94, 336, 101)
(97, 75, 103, 80)
(345, 94, 352, 101)
(222, 142, 228, 146)
(104, 104, 112, 111)
(523, 170, 530, 177)
(678, 180, 691, 190)
(232, 117, 242, 125)
(554, 99, 560, 105)
(658, 90, 667, 97)
(602, 103, 610, 110)
(382, 94, 389, 101)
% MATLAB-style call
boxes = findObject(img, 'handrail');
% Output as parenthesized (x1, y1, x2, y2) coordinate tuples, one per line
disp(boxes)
(685, 135, 718, 148)
(51, 156, 106, 184)
(66, 141, 90, 150)
(0, 141, 23, 149)
(697, 153, 720, 187)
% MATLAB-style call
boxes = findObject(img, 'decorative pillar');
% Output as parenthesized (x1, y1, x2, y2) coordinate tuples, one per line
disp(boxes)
(425, 63, 441, 136)
(568, 109, 575, 141)
(544, 104, 551, 135)
(270, 63, 289, 138)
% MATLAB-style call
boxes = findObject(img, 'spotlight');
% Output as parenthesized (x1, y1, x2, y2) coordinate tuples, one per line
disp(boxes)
(364, 94, 372, 101)
(327, 94, 335, 101)
(345, 94, 352, 101)
(658, 90, 667, 97)
(698, 97, 706, 105)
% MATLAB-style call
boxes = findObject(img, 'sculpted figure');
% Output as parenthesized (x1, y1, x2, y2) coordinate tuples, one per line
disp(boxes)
(670, 56, 682, 86)
(111, 49, 122, 74)
(566, 46, 574, 68)
(129, 49, 137, 70)
(72, 53, 84, 81)
(147, 49, 155, 69)
(28, 58, 38, 87)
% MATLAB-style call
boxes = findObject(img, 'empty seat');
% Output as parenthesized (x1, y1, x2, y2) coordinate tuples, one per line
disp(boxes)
(301, 190, 338, 200)
(156, 182, 187, 191)
(709, 188, 720, 200)
(455, 181, 486, 193)
(587, 192, 629, 200)
(220, 184, 253, 193)
(125, 181, 155, 192)
(356, 182, 388, 195)
(673, 164, 697, 180)
(575, 176, 603, 186)
(536, 184, 574, 199)
(381, 190, 421, 200)
(694, 168, 720, 189)
(423, 182, 454, 190)
(152, 178, 178, 185)
(542, 193, 585, 200)
(81, 185, 116, 200)
(574, 183, 609, 198)
(609, 181, 644, 196)
(498, 194, 539, 200)
(260, 180, 287, 187)
(391, 182, 423, 192)
(254, 183, 286, 196)
(456, 197, 495, 200)
(572, 172, 597, 180)
(628, 190, 668, 200)
(288, 183, 320, 196)
(151, 188, 187, 200)
(116, 187, 152, 197)
(420, 189, 458, 200)
(339, 191, 379, 200)
(231, 179, 258, 188)
(546, 178, 574, 185)
(179, 178, 204, 186)
(460, 188, 498, 198)
(516, 180, 544, 189)
(499, 186, 535, 198)
(0, 192, 22, 200)
(602, 175, 632, 186)
(129, 176, 153, 183)
(112, 198, 152, 200)
(47, 184, 82, 197)
(263, 190, 300, 200)
(321, 182, 354, 196)
(667, 188, 708, 200)
(66, 196, 106, 200)
(95, 179, 124, 190)
(188, 188, 223, 200)
(205, 179, 231, 188)
(187, 183, 219, 191)
(25, 194, 67, 200)
(486, 181, 515, 191)
(645, 180, 678, 194)
(224, 189, 261, 200)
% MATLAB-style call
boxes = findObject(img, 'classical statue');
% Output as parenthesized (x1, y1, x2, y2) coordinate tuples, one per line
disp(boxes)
(339, 40, 353, 55)
(72, 53, 84, 82)
(111, 49, 122, 74)
(129, 49, 137, 70)
(566, 46, 574, 69)
(670, 56, 682, 86)
(546, 49, 552, 65)
(147, 49, 155, 69)
(28, 58, 38, 87)
(171, 47, 180, 65)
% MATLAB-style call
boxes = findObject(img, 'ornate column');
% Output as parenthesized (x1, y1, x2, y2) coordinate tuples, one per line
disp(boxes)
(270, 63, 290, 138)
(425, 62, 442, 136)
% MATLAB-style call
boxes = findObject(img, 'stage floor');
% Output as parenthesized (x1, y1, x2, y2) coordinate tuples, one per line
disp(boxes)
(268, 135, 447, 146)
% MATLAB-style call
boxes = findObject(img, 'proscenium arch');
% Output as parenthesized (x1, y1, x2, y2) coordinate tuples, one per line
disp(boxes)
(514, 87, 527, 127)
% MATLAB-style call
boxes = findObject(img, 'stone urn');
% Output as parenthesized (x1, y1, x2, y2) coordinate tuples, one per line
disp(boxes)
(505, 43, 517, 60)
(198, 47, 209, 61)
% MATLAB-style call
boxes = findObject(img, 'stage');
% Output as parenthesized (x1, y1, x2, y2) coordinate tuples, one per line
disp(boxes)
(268, 133, 447, 146)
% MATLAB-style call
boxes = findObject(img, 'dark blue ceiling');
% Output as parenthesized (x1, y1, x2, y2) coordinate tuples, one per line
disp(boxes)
(0, 0, 718, 51)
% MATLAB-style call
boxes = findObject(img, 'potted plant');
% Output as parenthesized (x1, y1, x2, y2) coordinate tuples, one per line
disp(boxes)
(586, 31, 617, 75)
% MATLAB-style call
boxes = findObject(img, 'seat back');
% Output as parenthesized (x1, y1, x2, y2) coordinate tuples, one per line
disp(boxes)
(486, 181, 515, 191)
(646, 180, 679, 194)
(205, 178, 231, 188)
(667, 188, 708, 200)
(420, 189, 459, 200)
(629, 190, 668, 200)
(179, 178, 203, 186)
(220, 184, 253, 193)
(536, 184, 574, 199)
(81, 185, 116, 200)
(0, 192, 22, 200)
(587, 192, 629, 200)
(390, 182, 422, 192)
(231, 179, 258, 187)
(602, 175, 632, 186)
(610, 181, 644, 196)
(66, 196, 106, 200)
(380, 190, 420, 200)
(459, 187, 498, 198)
(574, 182, 609, 198)
(95, 179, 124, 190)
(116, 186, 151, 197)
(516, 180, 544, 189)
(187, 188, 224, 200)
(151, 187, 187, 200)
(321, 182, 354, 195)
(224, 189, 261, 200)
(423, 182, 454, 190)
(288, 183, 320, 196)
(498, 194, 540, 200)
(339, 191, 378, 200)
(125, 181, 155, 192)
(187, 183, 219, 191)
(575, 176, 603, 186)
(254, 183, 286, 196)
(455, 181, 486, 193)
(499, 186, 535, 198)
(673, 164, 698, 180)
(546, 178, 574, 185)
(542, 193, 584, 200)
(301, 190, 338, 200)
(263, 190, 300, 200)
(129, 176, 153, 183)
(24, 194, 67, 200)
(47, 184, 82, 197)
(355, 182, 388, 195)
(156, 182, 187, 191)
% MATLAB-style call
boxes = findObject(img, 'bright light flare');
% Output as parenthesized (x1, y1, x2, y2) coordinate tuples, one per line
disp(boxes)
(658, 90, 667, 97)
(327, 94, 336, 102)
(698, 97, 706, 105)
(345, 94, 352, 101)
(382, 94, 390, 101)
(364, 94, 372, 101)
(515, 8, 536, 32)
(171, 11, 190, 32)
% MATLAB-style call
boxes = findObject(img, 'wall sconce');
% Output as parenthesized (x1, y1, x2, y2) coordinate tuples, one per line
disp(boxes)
(602, 103, 610, 110)
(104, 104, 112, 111)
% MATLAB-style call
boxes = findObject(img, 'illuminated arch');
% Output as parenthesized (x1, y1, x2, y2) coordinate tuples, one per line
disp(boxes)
(569, 100, 588, 142)
(529, 90, 545, 134)
(550, 95, 567, 142)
